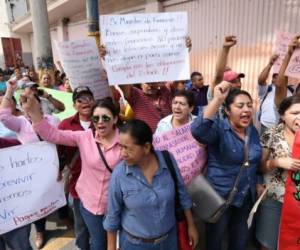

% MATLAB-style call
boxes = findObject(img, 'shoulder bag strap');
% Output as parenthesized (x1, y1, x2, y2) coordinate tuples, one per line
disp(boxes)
(225, 135, 250, 206)
(92, 129, 113, 173)
(96, 142, 113, 173)
(162, 150, 180, 209)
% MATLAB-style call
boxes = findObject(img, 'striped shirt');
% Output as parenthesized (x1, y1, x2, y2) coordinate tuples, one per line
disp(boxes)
(128, 87, 172, 132)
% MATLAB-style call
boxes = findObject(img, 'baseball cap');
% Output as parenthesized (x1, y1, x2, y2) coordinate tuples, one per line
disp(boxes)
(21, 81, 39, 89)
(72, 86, 94, 102)
(223, 70, 245, 82)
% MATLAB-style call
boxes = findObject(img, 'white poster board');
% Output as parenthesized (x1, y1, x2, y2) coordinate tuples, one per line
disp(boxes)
(0, 142, 66, 234)
(100, 12, 190, 85)
(55, 38, 110, 100)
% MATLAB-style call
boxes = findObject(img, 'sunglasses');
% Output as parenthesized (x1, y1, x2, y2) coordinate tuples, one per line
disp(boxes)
(91, 114, 111, 123)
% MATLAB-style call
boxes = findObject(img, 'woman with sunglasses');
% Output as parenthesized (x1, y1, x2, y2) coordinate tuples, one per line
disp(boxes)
(256, 95, 300, 250)
(21, 90, 122, 250)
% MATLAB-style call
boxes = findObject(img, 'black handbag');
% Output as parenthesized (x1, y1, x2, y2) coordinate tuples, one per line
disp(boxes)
(187, 136, 250, 223)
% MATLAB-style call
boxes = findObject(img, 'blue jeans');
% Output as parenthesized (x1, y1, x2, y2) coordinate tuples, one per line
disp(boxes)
(120, 226, 177, 250)
(0, 225, 32, 250)
(205, 194, 253, 250)
(79, 203, 106, 250)
(73, 199, 90, 250)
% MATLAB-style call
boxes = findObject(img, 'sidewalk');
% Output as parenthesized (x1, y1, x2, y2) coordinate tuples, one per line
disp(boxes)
(30, 212, 75, 250)
(29, 213, 258, 250)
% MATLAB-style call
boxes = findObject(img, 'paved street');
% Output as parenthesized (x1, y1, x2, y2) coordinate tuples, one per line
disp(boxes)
(29, 213, 258, 250)
(30, 212, 75, 250)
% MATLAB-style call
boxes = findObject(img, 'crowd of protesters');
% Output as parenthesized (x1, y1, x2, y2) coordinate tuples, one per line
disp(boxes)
(0, 33, 300, 250)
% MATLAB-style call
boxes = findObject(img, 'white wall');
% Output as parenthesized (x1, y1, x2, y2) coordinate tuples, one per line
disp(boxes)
(5, 0, 28, 23)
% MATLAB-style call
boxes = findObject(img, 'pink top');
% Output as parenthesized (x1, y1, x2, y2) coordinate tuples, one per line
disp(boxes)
(33, 118, 121, 215)
(0, 108, 60, 144)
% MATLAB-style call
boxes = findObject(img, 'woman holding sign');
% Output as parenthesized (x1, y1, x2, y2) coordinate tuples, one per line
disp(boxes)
(191, 82, 262, 250)
(21, 90, 122, 250)
(0, 80, 60, 249)
(256, 95, 300, 250)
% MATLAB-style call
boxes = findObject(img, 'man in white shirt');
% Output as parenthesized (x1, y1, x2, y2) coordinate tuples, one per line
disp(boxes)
(257, 55, 293, 134)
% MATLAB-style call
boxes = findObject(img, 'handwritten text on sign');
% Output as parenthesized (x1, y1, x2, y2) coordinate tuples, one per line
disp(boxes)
(100, 12, 190, 85)
(285, 47, 300, 79)
(153, 124, 206, 184)
(274, 31, 295, 74)
(55, 39, 110, 100)
(0, 142, 66, 234)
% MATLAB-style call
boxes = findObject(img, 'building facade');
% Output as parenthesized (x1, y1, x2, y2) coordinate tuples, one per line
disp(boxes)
(0, 0, 32, 68)
(5, 0, 300, 99)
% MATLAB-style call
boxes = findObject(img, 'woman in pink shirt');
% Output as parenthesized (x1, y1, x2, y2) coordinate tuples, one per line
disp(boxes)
(23, 92, 122, 250)
(0, 81, 60, 249)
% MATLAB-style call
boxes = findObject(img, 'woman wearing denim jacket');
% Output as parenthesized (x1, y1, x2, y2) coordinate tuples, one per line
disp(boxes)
(191, 82, 262, 250)
(104, 119, 198, 250)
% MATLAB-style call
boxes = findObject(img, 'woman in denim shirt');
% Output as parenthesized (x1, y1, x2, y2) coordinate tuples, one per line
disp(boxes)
(191, 82, 262, 250)
(104, 119, 198, 250)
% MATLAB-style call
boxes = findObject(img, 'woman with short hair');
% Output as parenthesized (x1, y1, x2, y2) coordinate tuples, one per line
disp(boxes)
(104, 119, 198, 250)
(155, 90, 196, 134)
(256, 95, 300, 250)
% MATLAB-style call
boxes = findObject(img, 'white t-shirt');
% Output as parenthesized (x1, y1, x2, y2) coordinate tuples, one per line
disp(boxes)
(258, 84, 292, 128)
(155, 114, 196, 135)
(79, 120, 91, 131)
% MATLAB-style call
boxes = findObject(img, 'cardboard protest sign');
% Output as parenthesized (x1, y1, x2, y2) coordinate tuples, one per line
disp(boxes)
(285, 48, 300, 79)
(55, 38, 110, 100)
(273, 31, 295, 73)
(0, 142, 66, 234)
(153, 123, 206, 184)
(279, 131, 300, 250)
(100, 12, 190, 85)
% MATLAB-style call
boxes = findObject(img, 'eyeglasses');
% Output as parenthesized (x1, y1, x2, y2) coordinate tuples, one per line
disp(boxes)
(76, 96, 93, 103)
(91, 114, 111, 123)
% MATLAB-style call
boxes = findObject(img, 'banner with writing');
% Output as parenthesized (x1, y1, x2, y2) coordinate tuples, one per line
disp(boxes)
(100, 12, 190, 85)
(279, 131, 300, 250)
(0, 142, 66, 234)
(153, 124, 206, 184)
(273, 31, 295, 73)
(55, 38, 110, 100)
